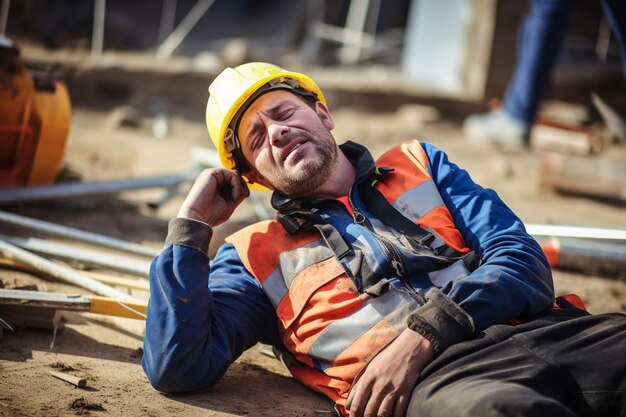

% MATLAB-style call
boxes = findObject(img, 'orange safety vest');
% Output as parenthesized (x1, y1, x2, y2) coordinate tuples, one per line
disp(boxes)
(226, 140, 471, 412)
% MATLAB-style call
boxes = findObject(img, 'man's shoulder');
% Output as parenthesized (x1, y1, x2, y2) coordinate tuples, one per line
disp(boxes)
(376, 139, 431, 168)
(226, 219, 278, 241)
(225, 217, 321, 254)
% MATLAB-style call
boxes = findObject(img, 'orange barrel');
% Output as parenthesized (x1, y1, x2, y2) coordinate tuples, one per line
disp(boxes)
(0, 36, 70, 187)
(0, 37, 37, 187)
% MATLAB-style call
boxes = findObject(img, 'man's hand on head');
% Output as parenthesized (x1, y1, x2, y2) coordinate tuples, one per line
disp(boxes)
(345, 328, 436, 417)
(177, 168, 250, 227)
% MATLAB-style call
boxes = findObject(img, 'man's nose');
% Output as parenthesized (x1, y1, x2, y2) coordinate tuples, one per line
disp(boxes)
(268, 123, 290, 147)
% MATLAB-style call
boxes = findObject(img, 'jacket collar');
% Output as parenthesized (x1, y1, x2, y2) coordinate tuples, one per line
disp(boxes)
(271, 141, 377, 213)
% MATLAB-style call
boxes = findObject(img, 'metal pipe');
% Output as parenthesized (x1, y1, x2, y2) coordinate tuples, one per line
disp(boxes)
(340, 0, 372, 64)
(156, 0, 215, 59)
(0, 210, 160, 258)
(527, 224, 626, 242)
(0, 239, 142, 302)
(0, 174, 192, 205)
(1, 236, 150, 277)
(158, 0, 178, 44)
(147, 163, 205, 209)
(538, 237, 626, 279)
(147, 183, 185, 210)
(91, 0, 106, 62)
(0, 257, 149, 291)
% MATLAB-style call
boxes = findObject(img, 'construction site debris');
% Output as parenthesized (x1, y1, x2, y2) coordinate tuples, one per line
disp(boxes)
(50, 371, 87, 388)
(1, 236, 150, 277)
(0, 288, 147, 320)
(538, 238, 626, 279)
(0, 239, 143, 301)
(530, 124, 599, 155)
(106, 105, 142, 129)
(0, 258, 149, 291)
(0, 172, 196, 205)
(539, 152, 626, 202)
(527, 224, 626, 242)
(69, 398, 105, 412)
(592, 92, 626, 144)
(0, 210, 160, 258)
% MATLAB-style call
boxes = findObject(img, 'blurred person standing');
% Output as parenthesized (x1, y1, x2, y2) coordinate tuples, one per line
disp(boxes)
(464, 0, 626, 150)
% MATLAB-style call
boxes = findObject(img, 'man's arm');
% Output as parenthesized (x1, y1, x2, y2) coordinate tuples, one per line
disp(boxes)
(143, 237, 279, 392)
(422, 141, 554, 332)
(142, 168, 280, 392)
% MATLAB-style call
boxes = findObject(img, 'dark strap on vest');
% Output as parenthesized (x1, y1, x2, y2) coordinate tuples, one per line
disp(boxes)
(278, 173, 483, 274)
(279, 211, 353, 260)
(359, 178, 481, 271)
(359, 182, 439, 249)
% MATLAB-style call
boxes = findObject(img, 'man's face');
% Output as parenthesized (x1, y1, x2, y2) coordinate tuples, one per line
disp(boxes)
(237, 90, 338, 197)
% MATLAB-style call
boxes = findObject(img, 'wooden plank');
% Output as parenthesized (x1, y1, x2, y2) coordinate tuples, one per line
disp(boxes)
(0, 289, 147, 320)
(50, 371, 87, 387)
(0, 289, 91, 310)
(90, 295, 147, 320)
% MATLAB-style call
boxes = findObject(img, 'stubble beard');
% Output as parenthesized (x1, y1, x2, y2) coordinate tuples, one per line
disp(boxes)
(271, 135, 338, 198)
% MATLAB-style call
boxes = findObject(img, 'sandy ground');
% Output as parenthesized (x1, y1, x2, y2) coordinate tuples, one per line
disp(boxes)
(1, 91, 625, 416)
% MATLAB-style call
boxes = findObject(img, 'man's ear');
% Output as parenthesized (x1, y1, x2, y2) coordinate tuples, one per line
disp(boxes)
(245, 170, 274, 189)
(314, 101, 335, 130)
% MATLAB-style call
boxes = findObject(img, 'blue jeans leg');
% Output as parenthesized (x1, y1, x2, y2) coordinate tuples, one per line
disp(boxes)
(503, 0, 574, 125)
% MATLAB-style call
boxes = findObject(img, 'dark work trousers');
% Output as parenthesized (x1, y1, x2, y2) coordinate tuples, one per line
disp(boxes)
(407, 307, 626, 417)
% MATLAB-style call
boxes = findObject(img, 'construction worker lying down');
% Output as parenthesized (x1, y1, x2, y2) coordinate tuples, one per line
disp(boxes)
(142, 62, 626, 417)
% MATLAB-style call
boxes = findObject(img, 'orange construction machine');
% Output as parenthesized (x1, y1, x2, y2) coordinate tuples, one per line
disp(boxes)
(0, 36, 71, 188)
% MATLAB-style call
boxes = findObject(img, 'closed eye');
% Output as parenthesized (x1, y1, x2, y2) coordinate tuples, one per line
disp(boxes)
(243, 123, 264, 151)
(275, 108, 295, 121)
(249, 131, 264, 151)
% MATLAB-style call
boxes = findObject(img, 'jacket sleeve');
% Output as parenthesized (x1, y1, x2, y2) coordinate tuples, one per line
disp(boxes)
(416, 142, 554, 340)
(142, 218, 279, 393)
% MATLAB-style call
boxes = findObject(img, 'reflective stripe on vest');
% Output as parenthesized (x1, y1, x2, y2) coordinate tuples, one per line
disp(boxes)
(263, 238, 334, 308)
(375, 140, 469, 253)
(307, 285, 419, 372)
(226, 140, 471, 410)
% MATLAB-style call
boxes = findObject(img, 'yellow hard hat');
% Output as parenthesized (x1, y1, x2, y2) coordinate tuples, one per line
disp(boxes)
(206, 62, 326, 190)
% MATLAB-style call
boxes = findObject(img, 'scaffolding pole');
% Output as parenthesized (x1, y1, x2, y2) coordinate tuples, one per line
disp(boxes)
(0, 239, 142, 302)
(156, 0, 215, 59)
(0, 211, 160, 258)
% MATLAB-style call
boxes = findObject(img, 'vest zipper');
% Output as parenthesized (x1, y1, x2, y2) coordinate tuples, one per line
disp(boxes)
(374, 231, 428, 305)
(347, 183, 428, 305)
(336, 170, 425, 305)
(348, 191, 407, 279)
(374, 233, 406, 278)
